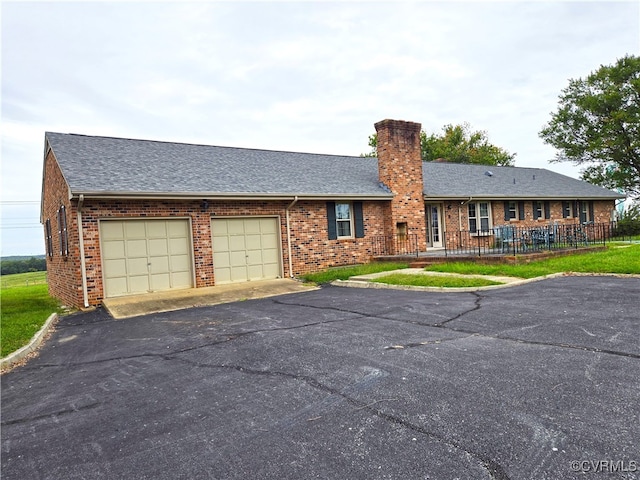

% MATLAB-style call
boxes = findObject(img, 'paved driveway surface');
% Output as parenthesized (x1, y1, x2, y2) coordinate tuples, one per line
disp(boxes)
(2, 276, 639, 480)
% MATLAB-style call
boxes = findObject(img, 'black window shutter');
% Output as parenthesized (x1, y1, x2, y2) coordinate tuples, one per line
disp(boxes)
(588, 201, 594, 222)
(544, 201, 551, 219)
(562, 201, 569, 218)
(353, 202, 364, 238)
(327, 202, 337, 240)
(504, 201, 510, 221)
(532, 201, 539, 220)
(518, 201, 525, 220)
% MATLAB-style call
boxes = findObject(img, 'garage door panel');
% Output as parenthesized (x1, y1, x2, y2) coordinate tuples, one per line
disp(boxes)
(151, 273, 171, 291)
(212, 236, 229, 252)
(149, 238, 169, 256)
(213, 251, 230, 268)
(230, 250, 247, 267)
(170, 238, 189, 254)
(128, 257, 149, 276)
(101, 219, 193, 298)
(245, 234, 262, 250)
(261, 235, 278, 249)
(150, 257, 170, 274)
(105, 277, 128, 297)
(168, 221, 189, 237)
(228, 221, 245, 235)
(215, 267, 232, 284)
(101, 222, 124, 240)
(125, 221, 146, 238)
(262, 248, 279, 263)
(103, 240, 125, 259)
(212, 217, 281, 284)
(170, 254, 191, 272)
(129, 275, 150, 293)
(104, 258, 127, 277)
(262, 263, 279, 278)
(229, 237, 246, 251)
(246, 250, 263, 265)
(231, 266, 247, 282)
(247, 264, 265, 280)
(171, 271, 193, 288)
(127, 239, 148, 257)
(260, 218, 278, 232)
(147, 222, 168, 237)
(244, 219, 261, 234)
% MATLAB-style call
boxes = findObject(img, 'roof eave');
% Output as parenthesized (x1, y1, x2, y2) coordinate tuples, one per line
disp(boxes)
(69, 191, 394, 201)
(424, 194, 625, 201)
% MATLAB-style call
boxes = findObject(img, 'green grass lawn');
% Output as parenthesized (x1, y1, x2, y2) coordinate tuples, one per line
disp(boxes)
(371, 273, 503, 288)
(300, 262, 409, 284)
(426, 244, 640, 278)
(1, 272, 63, 358)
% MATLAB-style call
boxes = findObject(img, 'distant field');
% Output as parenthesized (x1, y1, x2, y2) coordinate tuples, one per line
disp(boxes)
(1, 271, 48, 288)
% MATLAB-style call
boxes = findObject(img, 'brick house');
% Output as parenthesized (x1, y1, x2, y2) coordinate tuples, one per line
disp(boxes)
(41, 119, 623, 308)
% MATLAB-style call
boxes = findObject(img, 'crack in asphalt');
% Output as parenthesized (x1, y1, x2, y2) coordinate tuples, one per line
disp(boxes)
(273, 295, 640, 360)
(163, 356, 511, 480)
(1, 402, 101, 426)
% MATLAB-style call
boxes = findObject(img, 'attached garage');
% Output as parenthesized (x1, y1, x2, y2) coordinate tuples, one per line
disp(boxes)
(211, 217, 282, 284)
(100, 219, 193, 298)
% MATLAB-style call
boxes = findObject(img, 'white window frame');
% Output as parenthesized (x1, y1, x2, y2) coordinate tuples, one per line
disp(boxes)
(468, 202, 492, 234)
(507, 201, 517, 220)
(335, 203, 353, 239)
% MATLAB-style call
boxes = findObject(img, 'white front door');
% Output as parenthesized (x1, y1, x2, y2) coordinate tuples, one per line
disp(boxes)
(426, 204, 443, 248)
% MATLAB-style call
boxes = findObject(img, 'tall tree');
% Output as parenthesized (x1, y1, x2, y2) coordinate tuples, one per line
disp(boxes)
(363, 123, 516, 166)
(539, 55, 640, 197)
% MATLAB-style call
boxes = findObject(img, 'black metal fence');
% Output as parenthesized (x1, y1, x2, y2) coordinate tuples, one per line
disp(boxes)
(443, 222, 615, 257)
(372, 234, 419, 257)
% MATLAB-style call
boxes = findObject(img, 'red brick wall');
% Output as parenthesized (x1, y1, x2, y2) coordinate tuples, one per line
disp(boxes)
(288, 200, 387, 273)
(375, 119, 427, 250)
(42, 150, 84, 308)
(49, 196, 389, 308)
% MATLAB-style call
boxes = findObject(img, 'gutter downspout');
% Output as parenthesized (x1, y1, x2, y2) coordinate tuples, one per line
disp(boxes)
(285, 196, 299, 278)
(77, 194, 89, 308)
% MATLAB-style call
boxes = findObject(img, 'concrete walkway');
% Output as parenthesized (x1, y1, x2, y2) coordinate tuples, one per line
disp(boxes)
(102, 278, 318, 319)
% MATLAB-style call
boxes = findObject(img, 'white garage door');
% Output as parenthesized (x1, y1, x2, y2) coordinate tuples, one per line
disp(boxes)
(212, 217, 281, 284)
(100, 219, 193, 298)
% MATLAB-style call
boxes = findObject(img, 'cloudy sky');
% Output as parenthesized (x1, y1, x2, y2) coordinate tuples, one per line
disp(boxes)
(1, 0, 638, 256)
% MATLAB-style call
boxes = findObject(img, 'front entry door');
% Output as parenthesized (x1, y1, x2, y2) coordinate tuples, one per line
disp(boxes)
(425, 204, 443, 248)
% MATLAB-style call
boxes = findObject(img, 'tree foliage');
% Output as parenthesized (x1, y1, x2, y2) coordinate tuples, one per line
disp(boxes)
(363, 123, 516, 166)
(539, 55, 640, 197)
(0, 257, 47, 275)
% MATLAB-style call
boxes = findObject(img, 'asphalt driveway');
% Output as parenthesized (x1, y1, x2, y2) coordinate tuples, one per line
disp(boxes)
(2, 276, 639, 480)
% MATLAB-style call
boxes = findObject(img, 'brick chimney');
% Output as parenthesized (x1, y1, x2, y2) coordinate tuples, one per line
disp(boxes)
(375, 119, 426, 252)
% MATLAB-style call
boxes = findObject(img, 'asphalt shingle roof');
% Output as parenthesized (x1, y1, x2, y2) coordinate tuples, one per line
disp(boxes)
(46, 132, 389, 198)
(422, 162, 623, 199)
(46, 132, 623, 200)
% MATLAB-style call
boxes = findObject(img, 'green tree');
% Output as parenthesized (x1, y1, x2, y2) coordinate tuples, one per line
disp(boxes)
(363, 123, 516, 166)
(539, 55, 640, 198)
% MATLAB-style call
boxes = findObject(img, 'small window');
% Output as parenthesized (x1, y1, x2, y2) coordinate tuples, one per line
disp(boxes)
(562, 201, 573, 218)
(469, 202, 491, 233)
(533, 201, 549, 220)
(45, 219, 53, 258)
(335, 203, 353, 238)
(507, 201, 517, 220)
